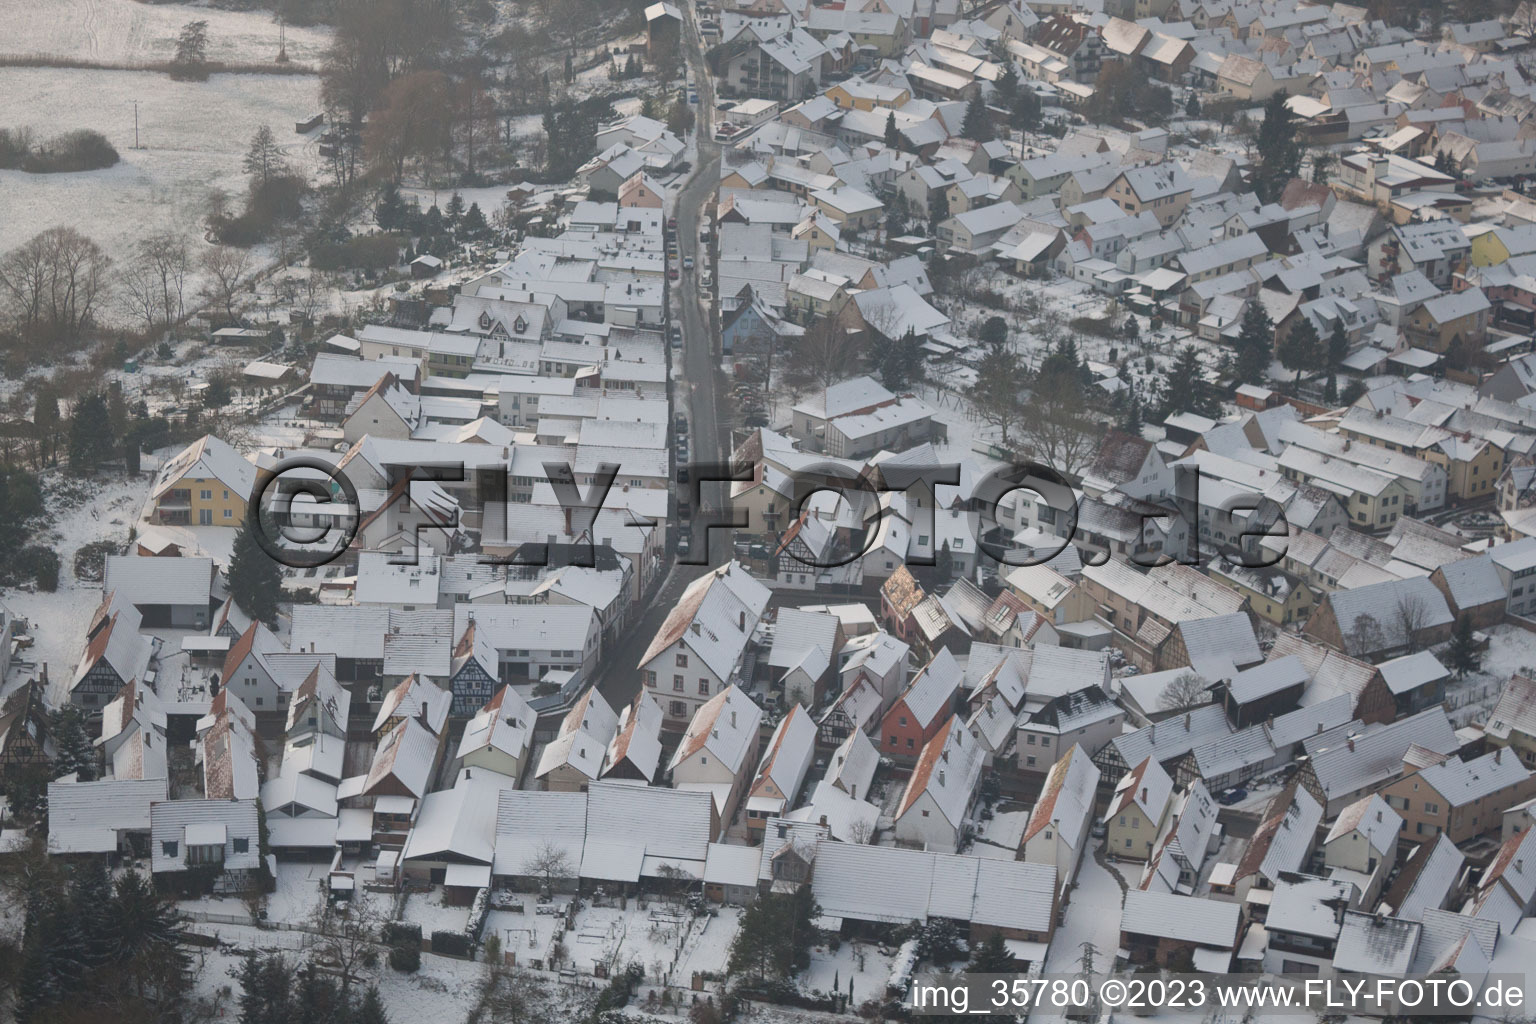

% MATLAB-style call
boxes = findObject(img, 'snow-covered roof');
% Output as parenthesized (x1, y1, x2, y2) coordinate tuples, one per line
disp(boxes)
(1120, 888, 1239, 946)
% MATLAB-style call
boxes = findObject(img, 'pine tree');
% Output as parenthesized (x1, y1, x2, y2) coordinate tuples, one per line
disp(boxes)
(1253, 91, 1300, 203)
(1447, 616, 1479, 678)
(376, 183, 406, 230)
(1186, 92, 1201, 118)
(1277, 317, 1322, 384)
(969, 933, 1013, 973)
(243, 125, 286, 188)
(927, 189, 949, 230)
(961, 93, 991, 141)
(1325, 319, 1349, 404)
(1234, 301, 1274, 386)
(354, 986, 389, 1024)
(995, 63, 1019, 104)
(460, 202, 489, 239)
(67, 392, 113, 474)
(50, 708, 96, 781)
(445, 191, 465, 225)
(884, 110, 900, 149)
(227, 521, 282, 627)
(1011, 88, 1042, 134)
(1162, 345, 1212, 418)
(1119, 390, 1144, 435)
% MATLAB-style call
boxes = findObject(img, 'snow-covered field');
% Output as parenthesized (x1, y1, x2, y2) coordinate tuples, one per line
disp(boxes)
(0, 0, 332, 65)
(1, 466, 159, 705)
(0, 66, 325, 274)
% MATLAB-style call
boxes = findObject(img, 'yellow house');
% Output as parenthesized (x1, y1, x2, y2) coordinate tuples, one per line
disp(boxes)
(1337, 407, 1505, 503)
(793, 213, 841, 253)
(1105, 756, 1174, 861)
(824, 79, 910, 111)
(150, 435, 255, 527)
(1468, 225, 1536, 267)
(1104, 166, 1193, 227)
(1209, 563, 1315, 626)
(1428, 436, 1505, 502)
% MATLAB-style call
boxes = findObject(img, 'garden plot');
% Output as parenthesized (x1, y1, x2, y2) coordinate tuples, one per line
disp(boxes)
(0, 0, 332, 66)
(0, 66, 324, 284)
(802, 937, 895, 1006)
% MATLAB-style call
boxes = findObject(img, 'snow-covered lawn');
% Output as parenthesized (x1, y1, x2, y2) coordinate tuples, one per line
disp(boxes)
(802, 937, 894, 1006)
(1446, 622, 1536, 728)
(0, 0, 332, 65)
(0, 66, 324, 285)
(1, 467, 159, 704)
(402, 886, 472, 937)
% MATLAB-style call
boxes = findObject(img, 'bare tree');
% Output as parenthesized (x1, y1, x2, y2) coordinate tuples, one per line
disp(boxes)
(1394, 593, 1431, 650)
(0, 227, 111, 344)
(1348, 612, 1387, 658)
(1017, 362, 1100, 475)
(523, 841, 573, 896)
(846, 818, 875, 845)
(784, 316, 865, 395)
(118, 232, 191, 337)
(309, 893, 382, 1002)
(201, 245, 251, 324)
(1157, 672, 1210, 713)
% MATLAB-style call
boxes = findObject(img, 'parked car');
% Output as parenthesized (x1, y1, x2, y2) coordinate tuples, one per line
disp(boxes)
(668, 267, 679, 280)
(677, 531, 692, 556)
(683, 256, 694, 270)
(675, 413, 688, 433)
(667, 217, 678, 231)
(1217, 787, 1248, 806)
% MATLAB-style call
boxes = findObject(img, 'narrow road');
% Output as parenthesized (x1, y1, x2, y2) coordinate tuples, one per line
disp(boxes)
(593, 4, 726, 713)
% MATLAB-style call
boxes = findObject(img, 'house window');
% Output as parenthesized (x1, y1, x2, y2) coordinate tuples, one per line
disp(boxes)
(907, 737, 915, 749)
(223, 509, 233, 519)
(670, 701, 687, 718)
(921, 809, 929, 817)
(233, 837, 249, 853)
(645, 671, 657, 687)
(676, 653, 689, 667)
(255, 697, 264, 706)
(200, 489, 212, 500)
(698, 679, 709, 696)
(673, 675, 684, 692)
(162, 841, 179, 858)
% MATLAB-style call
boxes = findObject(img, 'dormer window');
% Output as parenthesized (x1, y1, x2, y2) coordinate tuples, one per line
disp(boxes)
(479, 311, 492, 330)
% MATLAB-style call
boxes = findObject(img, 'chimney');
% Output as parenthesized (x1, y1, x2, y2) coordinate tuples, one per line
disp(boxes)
(938, 769, 946, 786)
(1375, 809, 1382, 823)
(1348, 737, 1356, 752)
(1496, 747, 1504, 764)
(819, 815, 828, 826)
(739, 611, 747, 630)
(564, 507, 572, 534)
(1184, 712, 1192, 730)
(1140, 786, 1148, 802)
(731, 710, 737, 728)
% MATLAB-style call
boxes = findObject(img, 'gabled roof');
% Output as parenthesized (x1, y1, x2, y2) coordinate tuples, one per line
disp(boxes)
(638, 562, 770, 681)
(456, 684, 535, 766)
(894, 647, 963, 729)
(372, 673, 451, 736)
(364, 717, 438, 799)
(1325, 793, 1401, 851)
(1024, 743, 1100, 845)
(153, 434, 255, 501)
(748, 705, 817, 809)
(897, 714, 984, 828)
(1107, 755, 1174, 822)
(668, 684, 763, 776)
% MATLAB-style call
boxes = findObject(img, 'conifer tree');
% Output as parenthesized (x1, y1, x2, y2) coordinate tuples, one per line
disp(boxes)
(227, 520, 282, 627)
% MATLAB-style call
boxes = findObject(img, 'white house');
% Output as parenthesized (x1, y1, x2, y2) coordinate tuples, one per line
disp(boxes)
(667, 685, 764, 836)
(1020, 744, 1101, 897)
(455, 684, 536, 782)
(893, 714, 985, 853)
(745, 705, 817, 834)
(639, 562, 771, 727)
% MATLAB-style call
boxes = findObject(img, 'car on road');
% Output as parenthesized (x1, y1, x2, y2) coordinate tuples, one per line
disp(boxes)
(1217, 787, 1248, 805)
(674, 413, 688, 433)
(667, 216, 678, 231)
(701, 269, 712, 288)
(677, 532, 692, 556)
(668, 267, 679, 280)
(677, 467, 690, 485)
(683, 256, 694, 270)
(669, 325, 682, 346)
